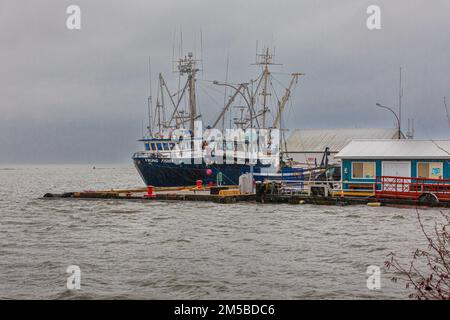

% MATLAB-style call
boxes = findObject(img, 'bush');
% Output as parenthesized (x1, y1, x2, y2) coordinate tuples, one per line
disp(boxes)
(385, 210, 450, 300)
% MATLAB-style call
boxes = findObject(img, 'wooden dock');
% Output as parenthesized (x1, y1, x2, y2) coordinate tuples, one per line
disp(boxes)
(42, 186, 450, 208)
(43, 186, 255, 204)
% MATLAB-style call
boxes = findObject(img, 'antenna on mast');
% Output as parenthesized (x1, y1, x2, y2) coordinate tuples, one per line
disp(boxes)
(222, 52, 230, 129)
(171, 29, 176, 73)
(175, 26, 182, 113)
(444, 96, 450, 127)
(398, 67, 403, 133)
(200, 28, 204, 78)
(147, 56, 153, 137)
(180, 25, 183, 60)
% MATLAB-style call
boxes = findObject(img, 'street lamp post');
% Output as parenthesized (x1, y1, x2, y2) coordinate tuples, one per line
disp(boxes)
(376, 103, 402, 139)
(212, 81, 255, 119)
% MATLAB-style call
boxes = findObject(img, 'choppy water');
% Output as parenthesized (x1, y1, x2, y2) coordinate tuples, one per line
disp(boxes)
(0, 165, 444, 299)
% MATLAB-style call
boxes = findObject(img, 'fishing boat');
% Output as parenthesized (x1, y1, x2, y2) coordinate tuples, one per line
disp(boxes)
(132, 48, 305, 187)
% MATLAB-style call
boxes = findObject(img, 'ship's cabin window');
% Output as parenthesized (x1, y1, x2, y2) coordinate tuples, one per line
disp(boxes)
(150, 143, 157, 151)
(145, 143, 150, 151)
(157, 143, 163, 150)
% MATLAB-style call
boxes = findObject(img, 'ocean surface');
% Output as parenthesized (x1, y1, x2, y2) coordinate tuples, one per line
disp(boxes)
(0, 164, 443, 299)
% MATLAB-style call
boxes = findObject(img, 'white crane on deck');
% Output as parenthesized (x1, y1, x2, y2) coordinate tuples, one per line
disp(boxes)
(272, 73, 303, 129)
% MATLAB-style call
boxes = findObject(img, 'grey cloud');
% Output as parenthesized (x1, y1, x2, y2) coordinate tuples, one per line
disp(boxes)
(0, 0, 449, 164)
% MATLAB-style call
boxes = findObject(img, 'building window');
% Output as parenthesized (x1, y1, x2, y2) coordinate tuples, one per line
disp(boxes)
(352, 162, 375, 179)
(417, 162, 443, 179)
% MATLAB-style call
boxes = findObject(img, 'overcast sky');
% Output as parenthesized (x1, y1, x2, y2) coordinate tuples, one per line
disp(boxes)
(1, 0, 449, 164)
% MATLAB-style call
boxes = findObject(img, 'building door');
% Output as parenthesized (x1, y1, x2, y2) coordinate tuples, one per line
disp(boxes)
(382, 161, 411, 191)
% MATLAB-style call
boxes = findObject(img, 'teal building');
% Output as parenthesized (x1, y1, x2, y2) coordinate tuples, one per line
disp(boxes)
(335, 140, 450, 190)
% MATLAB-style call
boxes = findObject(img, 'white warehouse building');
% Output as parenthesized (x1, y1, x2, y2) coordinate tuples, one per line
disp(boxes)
(285, 128, 404, 167)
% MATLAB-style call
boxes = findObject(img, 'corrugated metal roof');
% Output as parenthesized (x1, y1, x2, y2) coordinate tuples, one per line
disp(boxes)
(286, 128, 401, 152)
(335, 140, 450, 159)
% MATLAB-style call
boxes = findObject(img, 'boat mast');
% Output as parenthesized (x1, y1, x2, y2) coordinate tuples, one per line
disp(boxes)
(155, 97, 163, 136)
(213, 47, 301, 133)
(159, 74, 166, 127)
(177, 52, 200, 132)
(253, 47, 279, 128)
(188, 68, 197, 132)
(261, 67, 269, 128)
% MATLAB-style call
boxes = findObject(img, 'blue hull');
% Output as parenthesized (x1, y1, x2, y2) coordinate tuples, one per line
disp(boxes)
(133, 158, 263, 187)
(133, 156, 305, 187)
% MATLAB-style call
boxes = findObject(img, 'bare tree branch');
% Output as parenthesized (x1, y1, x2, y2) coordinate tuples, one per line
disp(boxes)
(385, 209, 450, 300)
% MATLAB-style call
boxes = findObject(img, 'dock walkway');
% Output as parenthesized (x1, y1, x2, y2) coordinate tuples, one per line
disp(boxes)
(42, 187, 450, 208)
